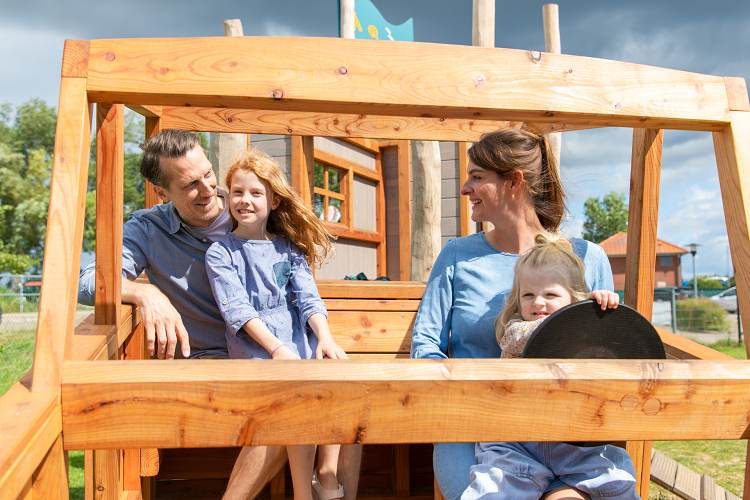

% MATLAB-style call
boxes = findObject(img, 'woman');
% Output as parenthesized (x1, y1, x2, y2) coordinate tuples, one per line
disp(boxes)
(409, 129, 614, 500)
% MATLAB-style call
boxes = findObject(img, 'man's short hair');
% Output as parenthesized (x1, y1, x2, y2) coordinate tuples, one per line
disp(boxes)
(140, 129, 202, 187)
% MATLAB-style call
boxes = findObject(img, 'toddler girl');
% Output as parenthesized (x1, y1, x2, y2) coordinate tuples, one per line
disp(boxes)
(462, 233, 639, 500)
(206, 150, 346, 500)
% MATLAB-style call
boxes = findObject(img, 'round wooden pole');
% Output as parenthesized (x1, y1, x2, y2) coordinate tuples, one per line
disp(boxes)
(340, 0, 355, 39)
(410, 140, 441, 282)
(543, 4, 562, 170)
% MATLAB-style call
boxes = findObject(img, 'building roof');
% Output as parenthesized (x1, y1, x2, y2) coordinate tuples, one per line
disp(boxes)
(598, 232, 688, 257)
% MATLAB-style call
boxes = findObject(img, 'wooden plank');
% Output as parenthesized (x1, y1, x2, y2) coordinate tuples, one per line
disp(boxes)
(315, 148, 381, 183)
(123, 322, 145, 492)
(376, 151, 387, 277)
(0, 386, 60, 500)
(144, 116, 162, 209)
(327, 311, 414, 353)
(674, 464, 701, 500)
(726, 489, 742, 500)
(139, 448, 161, 477)
(157, 106, 588, 142)
(624, 128, 663, 318)
(291, 136, 314, 205)
(713, 112, 750, 358)
(343, 137, 380, 154)
(458, 142, 471, 237)
(391, 444, 410, 497)
(126, 105, 161, 118)
(324, 299, 420, 312)
(270, 466, 286, 500)
(61, 39, 89, 78)
(316, 280, 425, 299)
(650, 450, 677, 490)
(95, 103, 124, 327)
(61, 359, 750, 449)
(397, 141, 411, 280)
(32, 76, 92, 392)
(31, 433, 69, 500)
(702, 474, 724, 500)
(656, 327, 737, 361)
(724, 78, 750, 112)
(120, 491, 142, 500)
(93, 449, 120, 500)
(327, 226, 382, 244)
(85, 38, 731, 131)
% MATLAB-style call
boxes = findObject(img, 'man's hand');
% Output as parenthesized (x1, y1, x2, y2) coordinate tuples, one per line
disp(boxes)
(122, 280, 190, 359)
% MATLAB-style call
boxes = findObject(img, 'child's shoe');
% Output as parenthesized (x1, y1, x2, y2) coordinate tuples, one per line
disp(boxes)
(312, 471, 345, 500)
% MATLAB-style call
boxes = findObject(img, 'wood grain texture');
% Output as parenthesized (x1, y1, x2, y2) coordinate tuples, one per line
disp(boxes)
(343, 137, 380, 154)
(291, 136, 314, 205)
(327, 311, 414, 353)
(398, 141, 412, 280)
(624, 128, 663, 320)
(126, 104, 161, 118)
(0, 386, 60, 500)
(31, 434, 69, 500)
(410, 140, 441, 282)
(32, 76, 92, 392)
(376, 152, 387, 277)
(724, 78, 750, 112)
(324, 299, 420, 312)
(95, 104, 124, 327)
(156, 106, 588, 142)
(316, 148, 381, 182)
(391, 444, 410, 497)
(93, 448, 120, 500)
(61, 359, 750, 449)
(712, 112, 750, 358)
(315, 280, 425, 299)
(85, 38, 731, 131)
(61, 39, 89, 78)
(68, 305, 140, 362)
(143, 116, 162, 209)
(139, 448, 161, 477)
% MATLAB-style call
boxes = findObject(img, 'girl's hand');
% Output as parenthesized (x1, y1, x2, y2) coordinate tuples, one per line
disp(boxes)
(271, 344, 300, 360)
(588, 290, 619, 310)
(316, 339, 348, 360)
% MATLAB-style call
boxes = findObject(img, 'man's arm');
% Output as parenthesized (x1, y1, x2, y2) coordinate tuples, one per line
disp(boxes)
(122, 278, 190, 359)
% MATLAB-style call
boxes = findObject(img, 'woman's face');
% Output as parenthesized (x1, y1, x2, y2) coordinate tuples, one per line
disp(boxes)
(460, 160, 510, 223)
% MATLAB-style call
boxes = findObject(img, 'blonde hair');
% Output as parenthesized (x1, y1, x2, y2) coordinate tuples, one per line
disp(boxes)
(496, 233, 588, 344)
(468, 129, 567, 231)
(225, 149, 335, 268)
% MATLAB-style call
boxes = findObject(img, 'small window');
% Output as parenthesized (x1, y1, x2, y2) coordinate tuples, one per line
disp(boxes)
(659, 256, 673, 267)
(313, 162, 345, 224)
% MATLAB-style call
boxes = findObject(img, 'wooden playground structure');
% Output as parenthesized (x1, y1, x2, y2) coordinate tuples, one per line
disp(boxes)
(1, 35, 750, 500)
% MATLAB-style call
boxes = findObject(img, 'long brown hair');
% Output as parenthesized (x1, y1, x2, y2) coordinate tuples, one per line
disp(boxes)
(468, 129, 567, 231)
(496, 233, 588, 344)
(225, 149, 335, 268)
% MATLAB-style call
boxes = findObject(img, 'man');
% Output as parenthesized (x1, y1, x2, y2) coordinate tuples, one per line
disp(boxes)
(79, 129, 361, 500)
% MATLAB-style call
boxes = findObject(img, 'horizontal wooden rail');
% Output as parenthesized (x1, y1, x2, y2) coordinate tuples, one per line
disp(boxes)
(61, 359, 750, 450)
(80, 37, 732, 131)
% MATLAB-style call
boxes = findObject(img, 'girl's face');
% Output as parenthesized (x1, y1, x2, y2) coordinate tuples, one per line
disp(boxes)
(519, 268, 573, 321)
(460, 161, 511, 223)
(229, 169, 281, 240)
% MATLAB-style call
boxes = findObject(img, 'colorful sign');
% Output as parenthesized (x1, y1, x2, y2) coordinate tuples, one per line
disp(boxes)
(348, 0, 414, 42)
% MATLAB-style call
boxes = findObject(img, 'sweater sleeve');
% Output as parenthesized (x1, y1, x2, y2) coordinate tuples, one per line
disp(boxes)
(410, 239, 456, 360)
(289, 247, 327, 327)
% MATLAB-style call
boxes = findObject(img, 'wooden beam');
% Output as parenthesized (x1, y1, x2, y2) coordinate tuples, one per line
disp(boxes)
(291, 136, 314, 205)
(95, 104, 124, 327)
(724, 77, 750, 112)
(31, 434, 69, 500)
(397, 141, 411, 281)
(343, 137, 380, 154)
(624, 129, 663, 318)
(126, 104, 161, 118)
(376, 151, 387, 277)
(713, 112, 750, 359)
(157, 106, 593, 141)
(315, 280, 425, 299)
(458, 142, 471, 237)
(61, 359, 750, 450)
(144, 115, 163, 209)
(315, 148, 381, 182)
(61, 39, 89, 78)
(85, 38, 731, 131)
(32, 76, 92, 392)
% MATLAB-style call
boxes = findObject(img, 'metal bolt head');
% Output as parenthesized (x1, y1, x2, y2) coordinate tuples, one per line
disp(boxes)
(272, 89, 284, 100)
(338, 67, 348, 75)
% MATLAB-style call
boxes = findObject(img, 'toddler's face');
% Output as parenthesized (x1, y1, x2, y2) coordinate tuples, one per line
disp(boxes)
(519, 269, 573, 321)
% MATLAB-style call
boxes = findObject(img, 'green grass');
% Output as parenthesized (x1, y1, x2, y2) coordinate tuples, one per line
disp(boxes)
(0, 329, 35, 395)
(69, 450, 85, 500)
(650, 339, 747, 499)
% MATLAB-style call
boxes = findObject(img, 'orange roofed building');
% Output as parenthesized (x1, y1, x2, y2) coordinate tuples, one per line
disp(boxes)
(598, 232, 688, 290)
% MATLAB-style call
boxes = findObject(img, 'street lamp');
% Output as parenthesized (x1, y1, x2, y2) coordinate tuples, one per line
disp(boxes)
(688, 243, 700, 298)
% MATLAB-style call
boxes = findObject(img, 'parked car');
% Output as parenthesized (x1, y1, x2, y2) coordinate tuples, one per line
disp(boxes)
(710, 287, 738, 313)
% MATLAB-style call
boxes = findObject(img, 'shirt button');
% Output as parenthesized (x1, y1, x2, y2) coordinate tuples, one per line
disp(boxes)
(203, 239, 207, 242)
(222, 300, 227, 305)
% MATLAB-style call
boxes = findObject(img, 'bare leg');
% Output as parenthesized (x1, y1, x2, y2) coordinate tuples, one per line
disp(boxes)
(288, 445, 316, 500)
(337, 444, 363, 500)
(223, 445, 287, 500)
(541, 486, 591, 500)
(316, 445, 341, 489)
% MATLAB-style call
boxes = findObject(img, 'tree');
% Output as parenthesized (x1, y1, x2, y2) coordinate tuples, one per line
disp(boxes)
(582, 191, 628, 243)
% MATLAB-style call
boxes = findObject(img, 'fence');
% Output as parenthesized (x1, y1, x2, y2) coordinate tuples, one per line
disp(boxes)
(0, 274, 92, 395)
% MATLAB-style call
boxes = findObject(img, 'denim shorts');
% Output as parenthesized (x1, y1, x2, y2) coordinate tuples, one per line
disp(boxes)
(461, 442, 639, 500)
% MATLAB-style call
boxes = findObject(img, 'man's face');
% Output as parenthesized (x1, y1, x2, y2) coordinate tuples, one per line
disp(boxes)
(153, 144, 221, 228)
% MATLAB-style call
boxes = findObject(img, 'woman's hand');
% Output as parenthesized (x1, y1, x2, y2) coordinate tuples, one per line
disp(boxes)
(271, 344, 300, 360)
(588, 290, 619, 310)
(316, 339, 348, 360)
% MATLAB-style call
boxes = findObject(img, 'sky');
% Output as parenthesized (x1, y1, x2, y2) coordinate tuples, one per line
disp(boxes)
(1, 0, 749, 281)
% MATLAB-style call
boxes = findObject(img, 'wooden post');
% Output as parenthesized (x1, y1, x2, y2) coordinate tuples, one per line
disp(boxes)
(144, 109, 163, 209)
(473, 0, 495, 234)
(543, 4, 562, 170)
(209, 19, 249, 188)
(410, 141, 441, 281)
(398, 141, 412, 281)
(624, 127, 663, 499)
(458, 142, 473, 237)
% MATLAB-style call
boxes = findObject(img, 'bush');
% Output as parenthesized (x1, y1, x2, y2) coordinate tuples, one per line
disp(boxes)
(676, 298, 729, 332)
